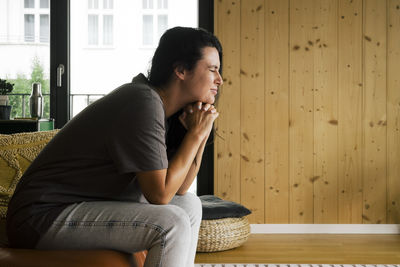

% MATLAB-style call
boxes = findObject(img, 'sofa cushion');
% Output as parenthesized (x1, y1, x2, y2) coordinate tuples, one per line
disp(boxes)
(0, 130, 59, 219)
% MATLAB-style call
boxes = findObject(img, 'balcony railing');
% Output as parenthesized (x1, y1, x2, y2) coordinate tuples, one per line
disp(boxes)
(8, 93, 106, 118)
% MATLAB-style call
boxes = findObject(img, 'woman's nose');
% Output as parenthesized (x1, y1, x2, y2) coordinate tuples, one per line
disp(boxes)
(216, 72, 223, 86)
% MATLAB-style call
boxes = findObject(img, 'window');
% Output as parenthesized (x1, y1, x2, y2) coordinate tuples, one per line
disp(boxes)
(142, 0, 168, 46)
(23, 0, 50, 43)
(0, 0, 50, 120)
(88, 15, 99, 45)
(143, 0, 153, 9)
(157, 0, 168, 9)
(142, 15, 153, 45)
(40, 0, 49, 9)
(103, 0, 114, 9)
(157, 15, 168, 39)
(87, 0, 113, 46)
(40, 15, 49, 42)
(88, 0, 99, 9)
(24, 14, 35, 42)
(24, 0, 35, 8)
(103, 15, 113, 45)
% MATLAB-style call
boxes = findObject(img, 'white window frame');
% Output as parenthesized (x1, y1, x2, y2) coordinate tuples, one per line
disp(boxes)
(87, 0, 114, 48)
(141, 0, 169, 48)
(23, 0, 50, 43)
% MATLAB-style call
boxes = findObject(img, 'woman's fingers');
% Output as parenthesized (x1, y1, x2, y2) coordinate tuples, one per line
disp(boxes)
(180, 111, 187, 120)
(183, 104, 193, 114)
(202, 103, 211, 111)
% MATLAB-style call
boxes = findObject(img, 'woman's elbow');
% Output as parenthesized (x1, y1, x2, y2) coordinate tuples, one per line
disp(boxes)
(145, 192, 172, 205)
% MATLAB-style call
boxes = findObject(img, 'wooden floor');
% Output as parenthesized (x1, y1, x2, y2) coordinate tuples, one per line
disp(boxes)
(195, 234, 400, 264)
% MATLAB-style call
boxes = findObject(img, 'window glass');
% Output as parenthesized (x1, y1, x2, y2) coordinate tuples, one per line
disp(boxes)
(88, 15, 99, 45)
(158, 0, 168, 9)
(145, 0, 153, 9)
(40, 0, 49, 9)
(24, 0, 34, 8)
(40, 15, 50, 43)
(89, 0, 99, 9)
(103, 0, 114, 9)
(142, 15, 153, 45)
(158, 15, 168, 39)
(24, 14, 35, 42)
(1, 1, 50, 119)
(71, 0, 198, 117)
(103, 15, 113, 45)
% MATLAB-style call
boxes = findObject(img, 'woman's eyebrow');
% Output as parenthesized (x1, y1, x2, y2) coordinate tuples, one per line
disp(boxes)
(209, 65, 219, 69)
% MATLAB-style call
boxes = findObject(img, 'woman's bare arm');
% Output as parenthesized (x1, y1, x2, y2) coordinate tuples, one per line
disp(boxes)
(176, 135, 208, 195)
(136, 130, 203, 204)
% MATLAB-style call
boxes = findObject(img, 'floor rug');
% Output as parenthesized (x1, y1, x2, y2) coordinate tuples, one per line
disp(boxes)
(195, 264, 400, 267)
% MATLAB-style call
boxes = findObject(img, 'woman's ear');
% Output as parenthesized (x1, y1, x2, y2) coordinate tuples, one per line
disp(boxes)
(174, 65, 186, 81)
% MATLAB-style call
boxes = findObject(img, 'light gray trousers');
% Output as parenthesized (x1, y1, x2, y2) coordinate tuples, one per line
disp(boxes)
(35, 193, 202, 267)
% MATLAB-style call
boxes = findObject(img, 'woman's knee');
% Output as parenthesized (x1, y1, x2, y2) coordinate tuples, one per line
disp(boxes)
(170, 193, 202, 224)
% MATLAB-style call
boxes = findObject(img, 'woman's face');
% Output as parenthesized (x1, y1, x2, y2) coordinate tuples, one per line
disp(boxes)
(183, 46, 223, 105)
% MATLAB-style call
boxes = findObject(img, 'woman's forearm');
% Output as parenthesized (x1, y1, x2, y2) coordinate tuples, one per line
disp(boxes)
(163, 130, 204, 201)
(176, 135, 208, 195)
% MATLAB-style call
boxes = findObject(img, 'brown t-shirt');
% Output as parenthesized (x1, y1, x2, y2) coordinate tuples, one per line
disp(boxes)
(6, 74, 169, 248)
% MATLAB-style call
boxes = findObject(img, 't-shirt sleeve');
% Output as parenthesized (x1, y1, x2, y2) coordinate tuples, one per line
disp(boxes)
(106, 89, 168, 174)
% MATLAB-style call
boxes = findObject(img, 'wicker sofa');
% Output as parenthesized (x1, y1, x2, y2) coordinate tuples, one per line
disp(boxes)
(0, 130, 146, 267)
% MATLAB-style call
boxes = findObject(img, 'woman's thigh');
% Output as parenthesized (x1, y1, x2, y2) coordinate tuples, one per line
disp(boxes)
(35, 201, 192, 254)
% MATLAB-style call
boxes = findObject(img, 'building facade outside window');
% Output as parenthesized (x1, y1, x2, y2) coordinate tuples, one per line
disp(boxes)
(142, 0, 168, 47)
(87, 0, 114, 46)
(24, 0, 49, 43)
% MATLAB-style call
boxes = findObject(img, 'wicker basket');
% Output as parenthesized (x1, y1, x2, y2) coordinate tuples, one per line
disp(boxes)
(196, 216, 250, 252)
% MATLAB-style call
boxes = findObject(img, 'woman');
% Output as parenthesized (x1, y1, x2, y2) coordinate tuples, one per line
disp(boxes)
(6, 27, 223, 267)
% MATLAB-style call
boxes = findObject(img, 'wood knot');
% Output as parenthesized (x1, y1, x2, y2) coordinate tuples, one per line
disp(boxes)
(310, 176, 320, 183)
(241, 155, 250, 162)
(328, 119, 338, 125)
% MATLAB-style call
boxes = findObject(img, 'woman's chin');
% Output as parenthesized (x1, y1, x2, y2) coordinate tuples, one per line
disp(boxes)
(203, 96, 215, 105)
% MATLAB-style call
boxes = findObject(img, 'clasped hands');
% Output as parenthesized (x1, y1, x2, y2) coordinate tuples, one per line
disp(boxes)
(178, 102, 219, 140)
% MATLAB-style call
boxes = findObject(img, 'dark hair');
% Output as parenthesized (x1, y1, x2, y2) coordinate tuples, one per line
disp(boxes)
(148, 27, 223, 161)
(148, 27, 222, 87)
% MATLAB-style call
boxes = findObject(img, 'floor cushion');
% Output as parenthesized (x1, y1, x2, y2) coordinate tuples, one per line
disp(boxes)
(197, 195, 251, 252)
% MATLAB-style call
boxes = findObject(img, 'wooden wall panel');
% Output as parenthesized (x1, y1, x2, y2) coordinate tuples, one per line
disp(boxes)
(387, 0, 400, 224)
(289, 0, 315, 223)
(338, 0, 363, 223)
(362, 0, 387, 224)
(312, 0, 339, 223)
(214, 0, 400, 224)
(240, 0, 265, 223)
(264, 0, 290, 223)
(214, 0, 241, 204)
